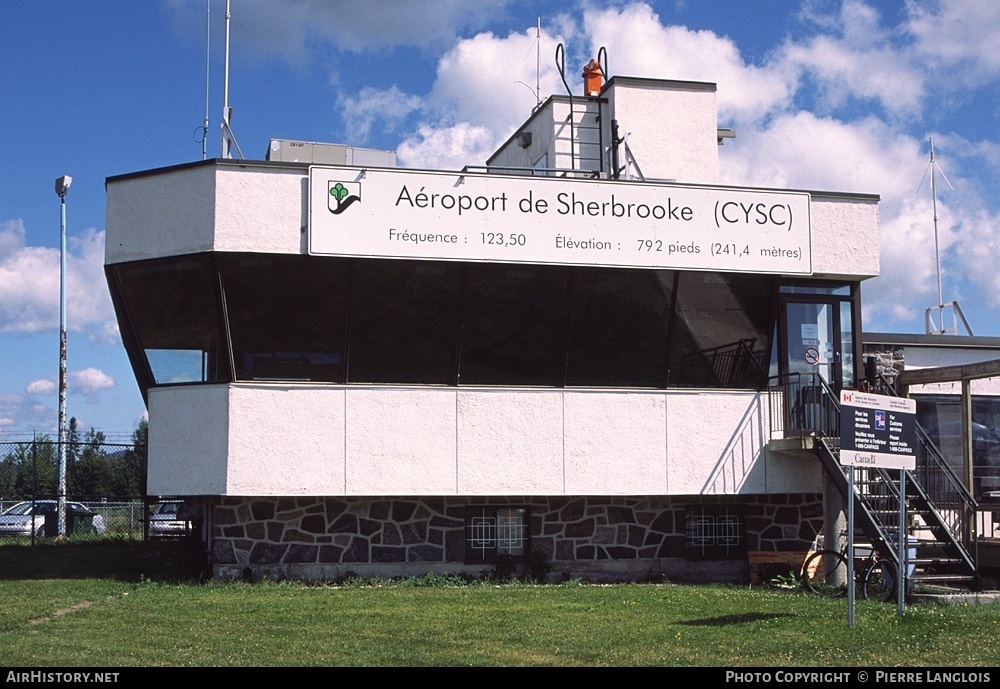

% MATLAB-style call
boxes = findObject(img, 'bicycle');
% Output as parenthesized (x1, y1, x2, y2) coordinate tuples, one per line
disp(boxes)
(800, 535, 898, 601)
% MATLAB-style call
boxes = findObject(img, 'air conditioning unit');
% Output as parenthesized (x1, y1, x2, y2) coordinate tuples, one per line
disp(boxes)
(266, 139, 397, 167)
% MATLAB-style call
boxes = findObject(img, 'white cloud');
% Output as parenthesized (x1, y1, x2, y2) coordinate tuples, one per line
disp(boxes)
(583, 3, 796, 125)
(719, 112, 926, 201)
(23, 368, 115, 398)
(904, 0, 1000, 85)
(397, 122, 498, 170)
(0, 221, 117, 338)
(338, 86, 423, 143)
(25, 379, 56, 396)
(780, 32, 924, 119)
(949, 206, 1000, 307)
(778, 0, 1000, 120)
(0, 391, 53, 433)
(426, 27, 565, 136)
(69, 368, 116, 396)
(392, 24, 568, 169)
(166, 0, 513, 61)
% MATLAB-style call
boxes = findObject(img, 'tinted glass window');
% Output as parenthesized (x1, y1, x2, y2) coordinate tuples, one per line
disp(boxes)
(915, 394, 1000, 500)
(348, 260, 462, 384)
(112, 254, 789, 392)
(670, 272, 773, 388)
(115, 256, 225, 384)
(459, 264, 569, 386)
(780, 284, 851, 296)
(220, 254, 348, 382)
(566, 269, 673, 387)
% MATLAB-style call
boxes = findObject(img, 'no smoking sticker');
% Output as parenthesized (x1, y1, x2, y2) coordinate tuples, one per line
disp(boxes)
(804, 347, 820, 365)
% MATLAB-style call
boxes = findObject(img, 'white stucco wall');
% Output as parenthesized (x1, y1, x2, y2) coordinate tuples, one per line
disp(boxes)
(487, 104, 556, 173)
(214, 167, 306, 255)
(147, 385, 230, 495)
(106, 162, 878, 282)
(105, 165, 218, 264)
(106, 164, 307, 265)
(145, 384, 822, 497)
(810, 195, 879, 279)
(605, 80, 719, 184)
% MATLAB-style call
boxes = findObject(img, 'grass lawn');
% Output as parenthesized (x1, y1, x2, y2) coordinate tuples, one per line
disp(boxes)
(1, 542, 998, 666)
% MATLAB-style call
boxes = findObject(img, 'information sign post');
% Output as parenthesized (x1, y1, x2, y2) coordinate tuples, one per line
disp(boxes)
(838, 390, 918, 622)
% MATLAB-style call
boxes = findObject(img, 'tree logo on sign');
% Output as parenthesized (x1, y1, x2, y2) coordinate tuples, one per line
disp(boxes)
(328, 181, 361, 215)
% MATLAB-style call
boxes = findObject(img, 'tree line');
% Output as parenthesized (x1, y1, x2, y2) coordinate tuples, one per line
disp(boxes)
(0, 418, 146, 500)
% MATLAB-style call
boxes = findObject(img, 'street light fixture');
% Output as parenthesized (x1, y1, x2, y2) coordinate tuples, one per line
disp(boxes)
(54, 175, 71, 537)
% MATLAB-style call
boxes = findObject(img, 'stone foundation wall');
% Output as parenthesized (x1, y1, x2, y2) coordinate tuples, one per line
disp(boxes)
(864, 344, 905, 379)
(211, 494, 822, 582)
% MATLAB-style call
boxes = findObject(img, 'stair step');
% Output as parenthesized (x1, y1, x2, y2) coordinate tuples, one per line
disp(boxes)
(910, 573, 977, 583)
(906, 557, 963, 567)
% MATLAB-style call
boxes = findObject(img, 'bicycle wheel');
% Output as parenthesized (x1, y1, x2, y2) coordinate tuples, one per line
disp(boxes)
(801, 550, 849, 597)
(862, 558, 896, 602)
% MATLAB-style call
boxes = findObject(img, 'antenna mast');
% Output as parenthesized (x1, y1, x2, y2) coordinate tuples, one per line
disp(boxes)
(220, 0, 243, 159)
(930, 137, 943, 315)
(202, 0, 210, 160)
(536, 18, 541, 109)
(923, 137, 972, 335)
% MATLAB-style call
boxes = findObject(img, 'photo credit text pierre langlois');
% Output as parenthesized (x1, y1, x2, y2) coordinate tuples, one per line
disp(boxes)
(725, 671, 991, 684)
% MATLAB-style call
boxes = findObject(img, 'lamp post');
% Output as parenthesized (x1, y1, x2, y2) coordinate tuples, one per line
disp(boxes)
(54, 175, 71, 537)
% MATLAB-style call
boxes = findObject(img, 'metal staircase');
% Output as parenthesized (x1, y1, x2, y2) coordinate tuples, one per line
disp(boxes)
(769, 373, 979, 592)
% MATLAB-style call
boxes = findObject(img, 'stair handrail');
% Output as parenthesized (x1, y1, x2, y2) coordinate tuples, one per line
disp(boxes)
(679, 338, 766, 389)
(770, 371, 979, 575)
(914, 424, 977, 506)
(869, 369, 978, 560)
(767, 371, 841, 440)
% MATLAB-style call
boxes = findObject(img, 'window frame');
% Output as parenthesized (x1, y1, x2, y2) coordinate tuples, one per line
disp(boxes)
(464, 506, 531, 564)
(684, 504, 745, 560)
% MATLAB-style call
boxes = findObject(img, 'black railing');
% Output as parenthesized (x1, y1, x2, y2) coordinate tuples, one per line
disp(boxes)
(767, 372, 840, 440)
(679, 338, 767, 389)
(912, 425, 978, 553)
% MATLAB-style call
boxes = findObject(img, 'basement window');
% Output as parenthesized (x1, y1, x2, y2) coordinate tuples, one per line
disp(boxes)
(685, 505, 744, 560)
(465, 507, 529, 563)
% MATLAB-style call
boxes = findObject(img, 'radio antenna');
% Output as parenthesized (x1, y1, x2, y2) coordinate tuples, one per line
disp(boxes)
(220, 0, 244, 159)
(919, 137, 972, 335)
(202, 0, 210, 159)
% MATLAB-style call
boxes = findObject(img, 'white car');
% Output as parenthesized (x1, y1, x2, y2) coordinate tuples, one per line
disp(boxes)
(149, 501, 189, 536)
(0, 500, 106, 537)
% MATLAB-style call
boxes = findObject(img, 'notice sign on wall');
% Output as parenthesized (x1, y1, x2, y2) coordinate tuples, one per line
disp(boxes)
(839, 390, 917, 470)
(308, 167, 812, 275)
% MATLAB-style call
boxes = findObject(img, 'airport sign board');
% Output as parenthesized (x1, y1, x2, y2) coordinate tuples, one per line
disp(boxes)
(308, 167, 812, 275)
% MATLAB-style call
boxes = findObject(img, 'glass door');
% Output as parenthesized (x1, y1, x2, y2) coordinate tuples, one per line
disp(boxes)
(780, 293, 856, 393)
(785, 301, 837, 388)
(778, 287, 858, 432)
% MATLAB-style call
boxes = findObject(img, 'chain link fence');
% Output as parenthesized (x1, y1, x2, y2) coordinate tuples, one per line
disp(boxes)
(0, 433, 189, 543)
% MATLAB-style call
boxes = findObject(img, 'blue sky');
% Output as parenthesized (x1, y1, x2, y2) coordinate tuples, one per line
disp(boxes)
(1, 0, 999, 438)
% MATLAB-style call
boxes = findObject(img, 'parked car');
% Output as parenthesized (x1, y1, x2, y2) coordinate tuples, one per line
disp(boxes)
(0, 500, 106, 537)
(149, 501, 189, 536)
